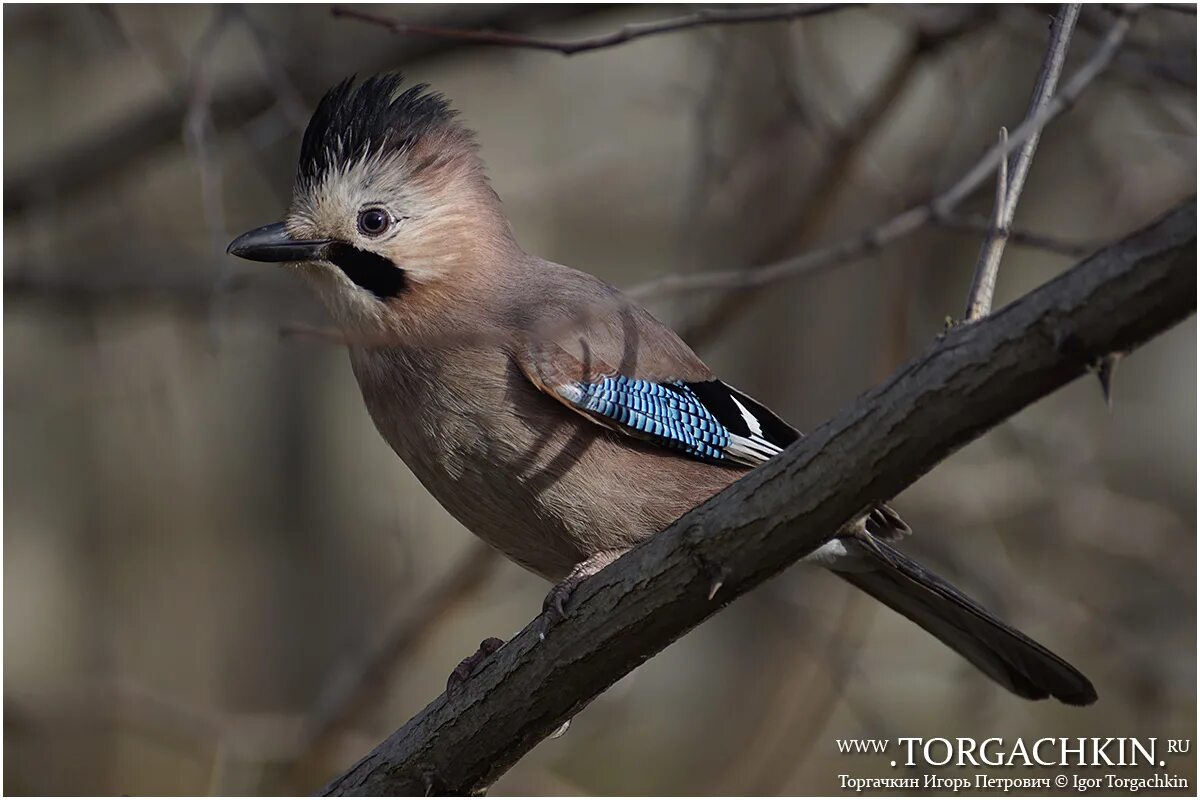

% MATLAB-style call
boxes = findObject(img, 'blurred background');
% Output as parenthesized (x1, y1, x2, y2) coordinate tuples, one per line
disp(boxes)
(4, 3, 1196, 795)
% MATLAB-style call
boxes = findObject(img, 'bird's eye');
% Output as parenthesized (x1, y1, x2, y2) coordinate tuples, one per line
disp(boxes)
(357, 208, 390, 237)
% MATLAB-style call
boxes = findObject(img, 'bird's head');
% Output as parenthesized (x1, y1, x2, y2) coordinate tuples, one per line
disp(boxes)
(228, 73, 514, 335)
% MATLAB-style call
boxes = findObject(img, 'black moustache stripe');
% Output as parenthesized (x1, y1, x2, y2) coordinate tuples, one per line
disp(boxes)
(325, 243, 407, 298)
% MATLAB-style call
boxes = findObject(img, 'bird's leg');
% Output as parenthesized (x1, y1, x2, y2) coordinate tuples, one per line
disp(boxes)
(542, 549, 628, 626)
(446, 636, 505, 694)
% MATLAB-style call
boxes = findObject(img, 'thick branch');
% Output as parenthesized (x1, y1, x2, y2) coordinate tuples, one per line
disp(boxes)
(323, 200, 1195, 796)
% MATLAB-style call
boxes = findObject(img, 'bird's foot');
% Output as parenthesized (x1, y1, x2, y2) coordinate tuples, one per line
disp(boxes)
(539, 549, 628, 638)
(542, 575, 584, 627)
(446, 636, 505, 694)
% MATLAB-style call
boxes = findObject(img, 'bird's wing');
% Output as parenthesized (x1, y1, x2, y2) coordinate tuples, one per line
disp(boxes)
(514, 281, 800, 468)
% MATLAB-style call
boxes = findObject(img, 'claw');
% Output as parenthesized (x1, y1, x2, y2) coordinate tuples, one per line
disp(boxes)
(541, 575, 583, 631)
(538, 550, 626, 639)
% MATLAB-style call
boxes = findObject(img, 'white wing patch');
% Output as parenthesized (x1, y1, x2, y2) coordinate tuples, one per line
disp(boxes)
(721, 394, 784, 465)
(724, 434, 784, 465)
(730, 396, 764, 436)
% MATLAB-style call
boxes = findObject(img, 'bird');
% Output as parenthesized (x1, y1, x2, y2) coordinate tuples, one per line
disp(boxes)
(227, 73, 1097, 706)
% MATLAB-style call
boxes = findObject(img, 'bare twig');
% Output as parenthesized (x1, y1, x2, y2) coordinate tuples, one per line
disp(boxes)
(934, 214, 1094, 257)
(934, 7, 1131, 213)
(681, 8, 995, 346)
(1002, 4, 1081, 224)
(628, 8, 1134, 302)
(331, 4, 858, 56)
(964, 126, 1011, 321)
(966, 4, 1080, 322)
(4, 6, 615, 219)
(322, 200, 1195, 796)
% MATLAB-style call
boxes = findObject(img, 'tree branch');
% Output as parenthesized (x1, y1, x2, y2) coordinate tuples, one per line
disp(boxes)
(934, 213, 1094, 258)
(2, 5, 615, 219)
(680, 6, 995, 347)
(965, 3, 1079, 321)
(322, 199, 1195, 795)
(331, 4, 858, 55)
(629, 7, 1134, 302)
(965, 125, 1011, 321)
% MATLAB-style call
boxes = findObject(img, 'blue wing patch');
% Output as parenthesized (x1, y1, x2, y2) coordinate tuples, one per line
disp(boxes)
(556, 375, 797, 466)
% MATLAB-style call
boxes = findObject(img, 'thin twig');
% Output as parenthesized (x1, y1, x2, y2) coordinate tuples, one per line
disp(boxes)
(1002, 4, 1081, 223)
(681, 8, 994, 346)
(4, 6, 615, 219)
(965, 4, 1080, 321)
(331, 4, 858, 55)
(933, 6, 1130, 213)
(934, 214, 1094, 257)
(965, 127, 1011, 321)
(627, 8, 1134, 302)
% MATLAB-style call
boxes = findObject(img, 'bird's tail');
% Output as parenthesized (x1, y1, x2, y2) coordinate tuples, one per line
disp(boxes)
(834, 534, 1097, 705)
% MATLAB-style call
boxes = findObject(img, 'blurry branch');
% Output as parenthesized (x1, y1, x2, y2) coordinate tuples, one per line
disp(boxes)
(321, 200, 1195, 796)
(3, 6, 614, 219)
(966, 4, 1079, 321)
(1000, 16, 1188, 98)
(184, 8, 236, 252)
(934, 214, 1093, 258)
(681, 7, 995, 346)
(279, 322, 360, 345)
(12, 549, 501, 793)
(4, 261, 252, 306)
(239, 10, 311, 131)
(1150, 3, 1197, 13)
(630, 8, 1135, 303)
(282, 544, 498, 791)
(331, 4, 858, 55)
(6, 678, 306, 766)
(712, 592, 868, 794)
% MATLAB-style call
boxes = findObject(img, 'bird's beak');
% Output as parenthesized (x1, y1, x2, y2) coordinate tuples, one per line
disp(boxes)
(226, 222, 332, 263)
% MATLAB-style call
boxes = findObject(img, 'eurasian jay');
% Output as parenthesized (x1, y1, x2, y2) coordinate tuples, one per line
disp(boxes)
(228, 74, 1096, 705)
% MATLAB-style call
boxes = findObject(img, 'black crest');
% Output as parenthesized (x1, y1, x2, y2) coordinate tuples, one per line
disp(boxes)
(296, 73, 455, 189)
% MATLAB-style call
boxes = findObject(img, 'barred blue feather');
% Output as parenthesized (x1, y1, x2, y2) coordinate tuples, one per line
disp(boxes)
(557, 375, 797, 467)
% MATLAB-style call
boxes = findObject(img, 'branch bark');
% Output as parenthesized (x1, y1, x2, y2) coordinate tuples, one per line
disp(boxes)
(322, 198, 1195, 795)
